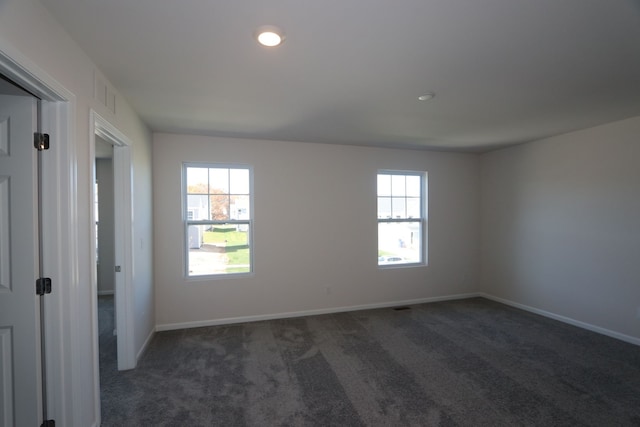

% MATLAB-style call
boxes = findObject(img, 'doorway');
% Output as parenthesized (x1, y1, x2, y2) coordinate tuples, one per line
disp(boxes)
(90, 111, 136, 376)
(95, 137, 117, 382)
(0, 75, 44, 426)
(1, 42, 79, 425)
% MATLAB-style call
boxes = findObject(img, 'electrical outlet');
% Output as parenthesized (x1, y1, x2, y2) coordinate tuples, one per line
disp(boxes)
(325, 286, 332, 295)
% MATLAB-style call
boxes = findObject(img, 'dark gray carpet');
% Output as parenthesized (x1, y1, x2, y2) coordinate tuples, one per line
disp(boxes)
(99, 298, 640, 426)
(98, 294, 118, 377)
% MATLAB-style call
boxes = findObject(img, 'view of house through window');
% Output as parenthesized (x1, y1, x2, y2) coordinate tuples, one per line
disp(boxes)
(377, 171, 426, 266)
(184, 164, 252, 276)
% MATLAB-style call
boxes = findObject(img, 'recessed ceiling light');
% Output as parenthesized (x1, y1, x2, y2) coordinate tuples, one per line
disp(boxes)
(255, 25, 285, 47)
(418, 92, 436, 102)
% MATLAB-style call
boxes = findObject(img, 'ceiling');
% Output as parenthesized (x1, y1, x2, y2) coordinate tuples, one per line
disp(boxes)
(40, 0, 640, 152)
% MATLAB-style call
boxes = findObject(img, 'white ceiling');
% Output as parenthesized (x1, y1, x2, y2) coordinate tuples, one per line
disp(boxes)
(40, 0, 640, 152)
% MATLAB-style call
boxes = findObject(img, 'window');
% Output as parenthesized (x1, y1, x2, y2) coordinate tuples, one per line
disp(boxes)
(184, 164, 252, 276)
(377, 171, 426, 266)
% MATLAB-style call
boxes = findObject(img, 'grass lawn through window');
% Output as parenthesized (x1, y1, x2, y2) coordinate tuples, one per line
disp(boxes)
(202, 225, 250, 273)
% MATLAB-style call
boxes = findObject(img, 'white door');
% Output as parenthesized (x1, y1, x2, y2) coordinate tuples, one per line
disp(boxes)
(0, 94, 41, 426)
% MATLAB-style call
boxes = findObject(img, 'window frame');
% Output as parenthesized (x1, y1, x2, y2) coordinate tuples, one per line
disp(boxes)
(377, 170, 427, 268)
(182, 162, 254, 278)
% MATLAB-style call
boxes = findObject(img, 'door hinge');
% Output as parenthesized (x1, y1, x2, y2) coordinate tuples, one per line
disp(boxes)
(36, 277, 52, 296)
(115, 265, 121, 272)
(41, 420, 55, 427)
(34, 132, 50, 151)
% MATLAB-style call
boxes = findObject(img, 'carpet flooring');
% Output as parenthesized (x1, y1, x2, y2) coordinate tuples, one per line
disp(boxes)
(99, 297, 640, 426)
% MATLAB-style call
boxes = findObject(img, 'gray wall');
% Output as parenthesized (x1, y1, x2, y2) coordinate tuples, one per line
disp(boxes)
(153, 112, 640, 343)
(153, 134, 481, 329)
(480, 116, 640, 341)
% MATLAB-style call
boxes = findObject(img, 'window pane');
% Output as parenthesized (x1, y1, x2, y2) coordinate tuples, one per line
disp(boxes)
(210, 194, 230, 220)
(377, 174, 391, 196)
(186, 167, 209, 194)
(230, 169, 250, 194)
(377, 197, 391, 219)
(377, 171, 425, 267)
(391, 197, 406, 218)
(187, 194, 210, 220)
(406, 175, 421, 197)
(231, 195, 251, 220)
(187, 224, 205, 250)
(391, 175, 406, 196)
(185, 164, 252, 277)
(209, 168, 229, 194)
(188, 223, 251, 275)
(378, 222, 421, 265)
(406, 197, 421, 218)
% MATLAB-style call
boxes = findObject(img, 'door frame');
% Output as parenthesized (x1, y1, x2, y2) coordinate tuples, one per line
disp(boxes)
(90, 110, 136, 371)
(0, 41, 79, 424)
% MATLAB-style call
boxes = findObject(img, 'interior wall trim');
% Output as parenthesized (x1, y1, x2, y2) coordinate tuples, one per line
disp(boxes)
(155, 293, 482, 332)
(480, 293, 640, 347)
(97, 290, 115, 296)
(136, 327, 155, 364)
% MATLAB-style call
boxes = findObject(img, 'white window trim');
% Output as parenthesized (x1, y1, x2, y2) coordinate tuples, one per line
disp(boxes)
(183, 162, 254, 278)
(377, 170, 427, 268)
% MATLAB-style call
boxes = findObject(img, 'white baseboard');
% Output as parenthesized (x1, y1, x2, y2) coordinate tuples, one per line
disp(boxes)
(97, 290, 114, 296)
(480, 293, 640, 347)
(137, 327, 156, 363)
(155, 292, 482, 332)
